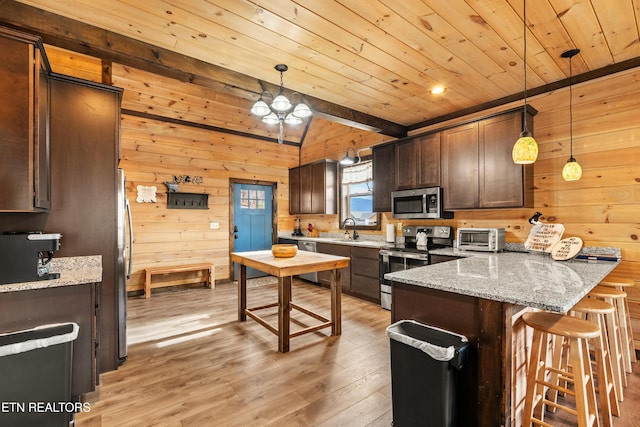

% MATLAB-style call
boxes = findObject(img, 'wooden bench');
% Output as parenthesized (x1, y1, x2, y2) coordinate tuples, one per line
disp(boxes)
(144, 262, 213, 298)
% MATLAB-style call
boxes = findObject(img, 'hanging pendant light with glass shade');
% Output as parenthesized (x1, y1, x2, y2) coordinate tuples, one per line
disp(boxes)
(561, 48, 582, 181)
(512, 0, 539, 164)
(250, 64, 312, 144)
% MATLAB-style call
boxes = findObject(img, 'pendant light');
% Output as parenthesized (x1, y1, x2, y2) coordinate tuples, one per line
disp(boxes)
(561, 48, 582, 181)
(512, 0, 538, 164)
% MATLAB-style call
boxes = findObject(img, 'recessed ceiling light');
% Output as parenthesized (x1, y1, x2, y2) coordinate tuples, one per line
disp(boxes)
(431, 86, 446, 95)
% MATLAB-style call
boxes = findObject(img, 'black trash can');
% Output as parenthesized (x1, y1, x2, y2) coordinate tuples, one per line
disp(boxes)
(386, 319, 469, 427)
(0, 322, 79, 427)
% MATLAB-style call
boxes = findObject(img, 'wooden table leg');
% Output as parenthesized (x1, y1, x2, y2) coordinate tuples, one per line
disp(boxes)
(330, 269, 342, 336)
(144, 270, 152, 299)
(238, 264, 247, 322)
(278, 276, 292, 352)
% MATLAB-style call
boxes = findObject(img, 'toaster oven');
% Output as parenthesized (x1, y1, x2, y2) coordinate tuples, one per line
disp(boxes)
(457, 228, 505, 252)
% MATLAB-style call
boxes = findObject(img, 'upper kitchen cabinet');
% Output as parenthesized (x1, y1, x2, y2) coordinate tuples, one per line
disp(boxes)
(372, 143, 395, 212)
(289, 160, 337, 215)
(479, 109, 534, 208)
(0, 27, 51, 212)
(395, 133, 441, 190)
(442, 108, 535, 210)
(442, 122, 479, 209)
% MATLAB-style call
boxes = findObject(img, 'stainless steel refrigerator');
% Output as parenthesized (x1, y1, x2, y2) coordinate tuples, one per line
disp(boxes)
(117, 169, 133, 364)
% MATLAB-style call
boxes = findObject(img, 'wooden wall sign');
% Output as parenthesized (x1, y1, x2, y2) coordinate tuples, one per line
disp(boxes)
(550, 237, 583, 260)
(524, 223, 565, 253)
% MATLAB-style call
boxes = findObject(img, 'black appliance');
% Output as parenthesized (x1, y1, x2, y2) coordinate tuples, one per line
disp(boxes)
(379, 225, 453, 310)
(292, 217, 304, 236)
(0, 232, 62, 285)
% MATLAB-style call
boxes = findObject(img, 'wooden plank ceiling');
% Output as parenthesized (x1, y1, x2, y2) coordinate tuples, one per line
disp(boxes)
(8, 0, 640, 143)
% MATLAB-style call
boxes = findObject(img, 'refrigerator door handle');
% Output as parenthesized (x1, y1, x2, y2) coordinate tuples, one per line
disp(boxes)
(125, 197, 133, 280)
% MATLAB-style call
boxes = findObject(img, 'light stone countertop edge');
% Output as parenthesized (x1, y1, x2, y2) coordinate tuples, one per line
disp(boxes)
(0, 255, 102, 293)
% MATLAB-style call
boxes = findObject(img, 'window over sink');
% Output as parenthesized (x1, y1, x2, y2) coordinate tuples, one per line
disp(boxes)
(340, 159, 380, 230)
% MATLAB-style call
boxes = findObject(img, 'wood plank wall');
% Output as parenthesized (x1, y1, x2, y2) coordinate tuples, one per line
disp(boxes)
(44, 47, 639, 310)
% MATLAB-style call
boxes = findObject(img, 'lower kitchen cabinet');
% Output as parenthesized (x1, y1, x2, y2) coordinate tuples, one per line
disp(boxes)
(0, 283, 97, 400)
(316, 242, 351, 292)
(317, 242, 380, 303)
(627, 284, 640, 351)
(350, 247, 380, 302)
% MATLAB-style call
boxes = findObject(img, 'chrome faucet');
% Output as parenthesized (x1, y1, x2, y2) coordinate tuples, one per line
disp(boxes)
(342, 217, 359, 240)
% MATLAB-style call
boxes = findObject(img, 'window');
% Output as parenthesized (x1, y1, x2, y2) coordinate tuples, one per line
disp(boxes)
(239, 189, 265, 210)
(340, 159, 380, 230)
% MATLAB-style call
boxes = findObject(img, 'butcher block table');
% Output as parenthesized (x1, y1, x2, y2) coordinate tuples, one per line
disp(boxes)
(231, 250, 350, 352)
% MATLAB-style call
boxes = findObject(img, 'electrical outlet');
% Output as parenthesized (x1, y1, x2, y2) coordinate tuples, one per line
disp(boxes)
(210, 222, 220, 229)
(396, 222, 403, 231)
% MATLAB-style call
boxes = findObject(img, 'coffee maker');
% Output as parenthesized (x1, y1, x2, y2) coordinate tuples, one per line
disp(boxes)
(292, 216, 304, 236)
(0, 232, 62, 285)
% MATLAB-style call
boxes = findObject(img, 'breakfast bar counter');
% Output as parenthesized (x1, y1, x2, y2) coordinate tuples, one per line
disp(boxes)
(231, 250, 349, 353)
(386, 248, 621, 427)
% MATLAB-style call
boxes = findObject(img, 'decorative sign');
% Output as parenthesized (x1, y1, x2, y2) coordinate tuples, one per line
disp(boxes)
(550, 237, 584, 261)
(525, 223, 565, 253)
(136, 185, 157, 203)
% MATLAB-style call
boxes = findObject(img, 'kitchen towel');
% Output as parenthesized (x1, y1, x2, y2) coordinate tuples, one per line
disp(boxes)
(386, 224, 395, 243)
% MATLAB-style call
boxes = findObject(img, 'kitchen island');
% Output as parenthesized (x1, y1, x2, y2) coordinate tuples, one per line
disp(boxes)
(386, 248, 620, 427)
(231, 250, 349, 353)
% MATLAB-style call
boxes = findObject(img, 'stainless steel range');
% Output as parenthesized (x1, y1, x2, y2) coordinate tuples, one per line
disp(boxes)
(379, 225, 453, 310)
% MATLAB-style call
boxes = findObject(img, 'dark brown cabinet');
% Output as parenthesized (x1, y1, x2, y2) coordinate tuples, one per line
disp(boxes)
(316, 242, 380, 303)
(0, 31, 123, 380)
(0, 27, 51, 212)
(350, 246, 380, 302)
(442, 122, 479, 209)
(289, 160, 337, 214)
(316, 242, 351, 291)
(395, 133, 441, 190)
(0, 283, 97, 399)
(48, 75, 122, 375)
(441, 108, 534, 210)
(372, 143, 395, 212)
(479, 110, 534, 208)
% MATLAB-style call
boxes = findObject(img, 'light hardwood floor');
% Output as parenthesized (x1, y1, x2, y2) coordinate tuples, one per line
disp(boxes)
(76, 279, 640, 427)
(77, 279, 394, 426)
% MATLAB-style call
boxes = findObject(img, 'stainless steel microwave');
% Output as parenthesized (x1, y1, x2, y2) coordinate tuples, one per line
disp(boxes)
(457, 228, 505, 252)
(391, 187, 453, 219)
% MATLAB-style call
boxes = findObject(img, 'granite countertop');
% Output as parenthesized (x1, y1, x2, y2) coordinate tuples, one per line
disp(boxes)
(386, 247, 621, 313)
(0, 256, 102, 293)
(278, 233, 394, 249)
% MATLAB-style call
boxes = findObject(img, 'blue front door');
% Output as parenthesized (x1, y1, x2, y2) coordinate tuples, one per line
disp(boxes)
(233, 183, 273, 279)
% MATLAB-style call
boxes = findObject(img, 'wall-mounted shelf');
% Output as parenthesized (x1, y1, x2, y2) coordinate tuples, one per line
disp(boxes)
(167, 192, 209, 209)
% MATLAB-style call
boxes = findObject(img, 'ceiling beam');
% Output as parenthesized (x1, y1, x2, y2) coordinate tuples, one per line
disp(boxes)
(0, 1, 407, 138)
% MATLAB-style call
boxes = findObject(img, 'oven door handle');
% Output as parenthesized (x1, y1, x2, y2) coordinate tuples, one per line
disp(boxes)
(379, 250, 429, 261)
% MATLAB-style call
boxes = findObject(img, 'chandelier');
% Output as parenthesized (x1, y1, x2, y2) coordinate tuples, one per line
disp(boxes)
(250, 64, 312, 144)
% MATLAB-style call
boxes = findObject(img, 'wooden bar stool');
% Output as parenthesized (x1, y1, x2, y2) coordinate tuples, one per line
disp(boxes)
(522, 311, 599, 427)
(588, 285, 631, 382)
(568, 298, 621, 427)
(598, 276, 636, 371)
